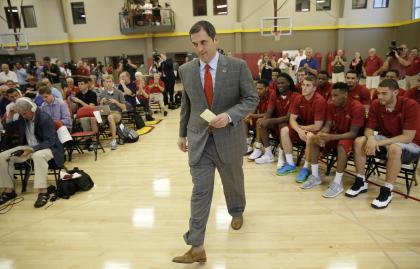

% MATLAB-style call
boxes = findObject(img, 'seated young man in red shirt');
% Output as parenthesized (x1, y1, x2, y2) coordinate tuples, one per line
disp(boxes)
(301, 82, 365, 197)
(245, 80, 270, 155)
(345, 70, 371, 111)
(295, 67, 307, 94)
(403, 74, 420, 104)
(248, 73, 300, 166)
(371, 70, 405, 100)
(277, 75, 327, 182)
(146, 73, 168, 116)
(348, 79, 420, 209)
(316, 70, 332, 102)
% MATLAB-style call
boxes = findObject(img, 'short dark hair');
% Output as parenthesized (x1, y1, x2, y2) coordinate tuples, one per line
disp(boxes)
(6, 88, 19, 95)
(332, 82, 349, 93)
(297, 67, 307, 74)
(43, 56, 51, 61)
(38, 86, 51, 95)
(36, 82, 47, 90)
(257, 79, 269, 87)
(78, 77, 89, 84)
(378, 79, 399, 91)
(189, 20, 216, 40)
(318, 70, 329, 77)
(345, 70, 358, 77)
(272, 68, 281, 74)
(303, 75, 317, 85)
(386, 69, 400, 77)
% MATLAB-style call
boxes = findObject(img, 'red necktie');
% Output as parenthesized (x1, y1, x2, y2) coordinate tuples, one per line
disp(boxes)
(204, 64, 213, 107)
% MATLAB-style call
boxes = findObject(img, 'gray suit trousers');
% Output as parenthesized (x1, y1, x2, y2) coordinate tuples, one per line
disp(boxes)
(183, 135, 245, 246)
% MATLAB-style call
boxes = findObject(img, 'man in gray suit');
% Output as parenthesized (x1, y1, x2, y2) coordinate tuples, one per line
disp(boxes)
(172, 21, 259, 263)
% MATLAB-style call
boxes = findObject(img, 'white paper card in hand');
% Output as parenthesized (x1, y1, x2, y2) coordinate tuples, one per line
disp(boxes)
(93, 110, 103, 124)
(57, 126, 73, 143)
(200, 109, 216, 122)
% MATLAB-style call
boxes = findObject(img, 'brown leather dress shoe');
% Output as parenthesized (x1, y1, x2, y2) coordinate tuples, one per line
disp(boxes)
(172, 248, 207, 263)
(231, 215, 243, 230)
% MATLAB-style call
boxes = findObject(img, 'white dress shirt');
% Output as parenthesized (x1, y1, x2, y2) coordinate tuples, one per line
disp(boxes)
(199, 52, 219, 91)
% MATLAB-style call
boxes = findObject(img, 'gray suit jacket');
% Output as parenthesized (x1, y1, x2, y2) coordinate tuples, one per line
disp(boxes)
(179, 54, 259, 165)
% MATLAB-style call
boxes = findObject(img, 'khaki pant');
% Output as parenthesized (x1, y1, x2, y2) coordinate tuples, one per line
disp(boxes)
(0, 146, 53, 189)
(405, 75, 419, 90)
(332, 72, 345, 83)
(109, 111, 122, 124)
(366, 76, 380, 89)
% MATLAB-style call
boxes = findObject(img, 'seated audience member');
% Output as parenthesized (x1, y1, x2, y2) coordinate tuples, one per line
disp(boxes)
(268, 68, 281, 93)
(403, 74, 419, 104)
(5, 88, 22, 121)
(0, 85, 10, 117)
(299, 47, 319, 76)
(39, 86, 72, 129)
(33, 81, 63, 107)
(15, 62, 28, 88)
(21, 75, 37, 95)
(348, 79, 420, 209)
(363, 48, 383, 90)
(135, 72, 154, 121)
(277, 76, 327, 182)
(64, 77, 79, 99)
(249, 74, 300, 167)
(316, 71, 332, 102)
(99, 75, 127, 150)
(301, 82, 365, 196)
(371, 70, 406, 100)
(5, 80, 18, 89)
(89, 75, 102, 96)
(245, 79, 271, 156)
(41, 78, 64, 99)
(345, 70, 371, 110)
(405, 48, 419, 89)
(331, 49, 346, 83)
(0, 97, 64, 208)
(146, 73, 168, 116)
(118, 71, 137, 110)
(0, 64, 18, 84)
(295, 68, 307, 93)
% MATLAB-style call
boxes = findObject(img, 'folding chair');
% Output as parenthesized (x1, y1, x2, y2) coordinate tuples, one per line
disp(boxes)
(365, 151, 419, 198)
(70, 106, 105, 161)
(293, 143, 306, 166)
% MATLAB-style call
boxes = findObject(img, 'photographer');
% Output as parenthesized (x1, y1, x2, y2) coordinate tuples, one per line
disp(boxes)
(0, 97, 64, 208)
(117, 56, 137, 82)
(376, 43, 411, 89)
(158, 53, 176, 107)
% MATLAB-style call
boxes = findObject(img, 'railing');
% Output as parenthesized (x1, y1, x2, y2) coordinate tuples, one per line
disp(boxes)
(119, 8, 175, 34)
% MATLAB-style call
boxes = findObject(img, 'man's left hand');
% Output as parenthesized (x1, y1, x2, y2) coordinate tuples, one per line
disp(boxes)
(209, 113, 230, 129)
(20, 148, 33, 158)
(318, 132, 332, 142)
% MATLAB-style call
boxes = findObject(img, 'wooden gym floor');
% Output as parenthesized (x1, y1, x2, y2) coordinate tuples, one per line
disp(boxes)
(1, 107, 420, 269)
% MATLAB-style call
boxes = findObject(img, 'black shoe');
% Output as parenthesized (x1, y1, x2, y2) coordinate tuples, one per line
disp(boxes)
(345, 176, 368, 198)
(0, 191, 17, 205)
(34, 192, 50, 208)
(164, 111, 168, 116)
(371, 186, 393, 209)
(146, 114, 155, 121)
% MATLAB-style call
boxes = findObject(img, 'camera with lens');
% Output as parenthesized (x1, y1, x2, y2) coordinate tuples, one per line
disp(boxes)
(152, 50, 161, 63)
(387, 40, 403, 57)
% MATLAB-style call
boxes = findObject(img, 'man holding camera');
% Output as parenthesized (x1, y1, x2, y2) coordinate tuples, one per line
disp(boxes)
(377, 43, 411, 89)
(0, 97, 64, 208)
(117, 57, 138, 82)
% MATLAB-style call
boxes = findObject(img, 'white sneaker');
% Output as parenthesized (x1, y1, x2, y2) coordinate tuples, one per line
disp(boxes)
(111, 139, 118, 150)
(246, 145, 253, 155)
(255, 154, 275, 164)
(248, 148, 262, 161)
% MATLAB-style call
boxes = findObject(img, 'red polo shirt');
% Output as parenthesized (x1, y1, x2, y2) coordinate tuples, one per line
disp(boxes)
(316, 82, 332, 102)
(257, 92, 270, 114)
(349, 84, 371, 106)
(403, 87, 420, 105)
(364, 55, 384, 76)
(367, 97, 420, 146)
(406, 56, 420, 76)
(268, 91, 301, 117)
(146, 79, 165, 94)
(327, 99, 365, 134)
(290, 92, 327, 125)
(295, 82, 302, 94)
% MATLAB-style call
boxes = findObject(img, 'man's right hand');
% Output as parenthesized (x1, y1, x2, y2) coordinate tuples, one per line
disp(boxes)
(178, 137, 188, 152)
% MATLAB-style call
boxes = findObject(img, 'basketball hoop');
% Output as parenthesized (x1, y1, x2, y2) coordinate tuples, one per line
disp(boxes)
(273, 31, 282, 42)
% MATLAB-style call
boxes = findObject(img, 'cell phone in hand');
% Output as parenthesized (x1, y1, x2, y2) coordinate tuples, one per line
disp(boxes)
(11, 150, 24, 157)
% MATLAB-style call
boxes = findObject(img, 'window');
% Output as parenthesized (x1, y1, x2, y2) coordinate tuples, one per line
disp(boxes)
(193, 0, 207, 16)
(316, 0, 331, 11)
(213, 0, 228, 15)
(352, 0, 367, 9)
(4, 6, 20, 29)
(414, 0, 420, 19)
(21, 6, 37, 28)
(296, 0, 310, 12)
(71, 2, 86, 24)
(373, 0, 389, 8)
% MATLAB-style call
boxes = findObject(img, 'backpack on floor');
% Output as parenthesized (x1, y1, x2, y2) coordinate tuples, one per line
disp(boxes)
(117, 122, 139, 144)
